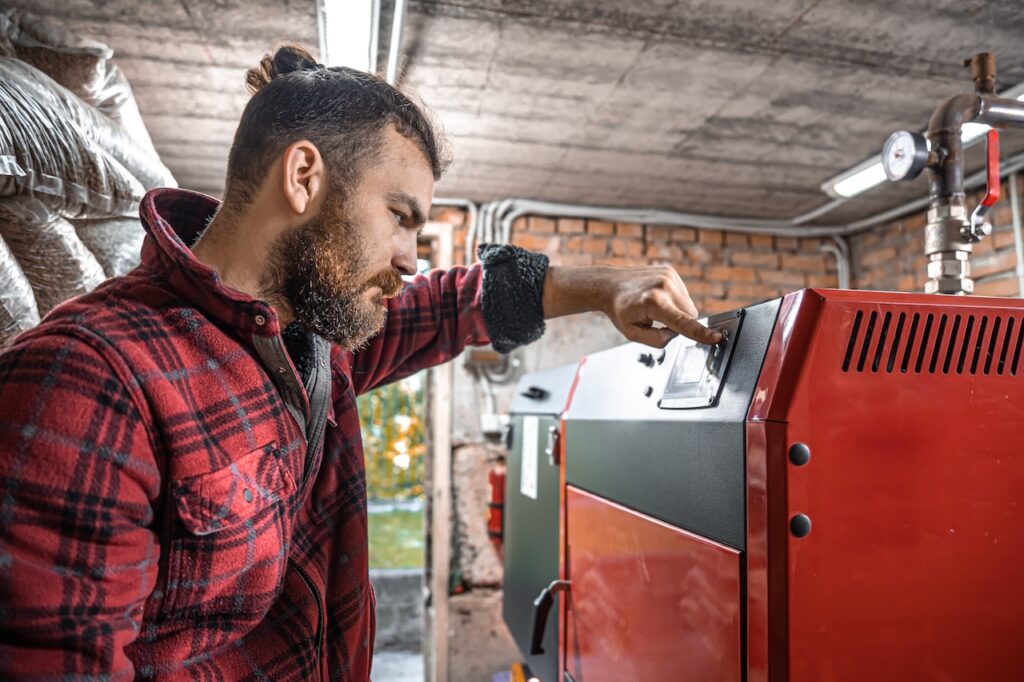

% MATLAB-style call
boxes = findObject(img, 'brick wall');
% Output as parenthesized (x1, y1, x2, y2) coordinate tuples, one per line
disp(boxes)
(436, 179, 1024, 305)
(431, 208, 840, 314)
(850, 176, 1023, 296)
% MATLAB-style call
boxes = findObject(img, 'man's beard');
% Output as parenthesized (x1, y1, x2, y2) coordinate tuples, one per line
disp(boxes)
(260, 197, 404, 351)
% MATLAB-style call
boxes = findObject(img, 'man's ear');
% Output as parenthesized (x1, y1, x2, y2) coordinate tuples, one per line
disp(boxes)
(281, 140, 325, 215)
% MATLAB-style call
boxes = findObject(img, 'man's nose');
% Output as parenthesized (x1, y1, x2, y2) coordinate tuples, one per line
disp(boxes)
(391, 233, 417, 276)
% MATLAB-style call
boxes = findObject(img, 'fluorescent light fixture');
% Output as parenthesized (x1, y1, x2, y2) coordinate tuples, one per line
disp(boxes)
(821, 82, 1024, 199)
(318, 0, 379, 71)
(824, 156, 888, 198)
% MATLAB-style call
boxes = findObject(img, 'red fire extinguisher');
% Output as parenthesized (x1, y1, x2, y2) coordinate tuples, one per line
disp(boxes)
(488, 464, 506, 558)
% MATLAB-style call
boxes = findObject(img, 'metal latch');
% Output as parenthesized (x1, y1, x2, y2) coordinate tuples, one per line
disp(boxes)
(530, 579, 571, 655)
(544, 424, 560, 466)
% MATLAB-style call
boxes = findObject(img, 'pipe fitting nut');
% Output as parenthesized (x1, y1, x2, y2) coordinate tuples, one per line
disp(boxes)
(927, 252, 970, 279)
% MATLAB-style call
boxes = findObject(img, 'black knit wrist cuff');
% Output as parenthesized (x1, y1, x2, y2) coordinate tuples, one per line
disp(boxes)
(477, 243, 549, 353)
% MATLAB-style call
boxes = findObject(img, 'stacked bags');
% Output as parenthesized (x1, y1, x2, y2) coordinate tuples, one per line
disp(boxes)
(0, 7, 175, 346)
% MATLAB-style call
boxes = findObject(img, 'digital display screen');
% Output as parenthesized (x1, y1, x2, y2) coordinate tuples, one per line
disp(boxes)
(659, 310, 743, 409)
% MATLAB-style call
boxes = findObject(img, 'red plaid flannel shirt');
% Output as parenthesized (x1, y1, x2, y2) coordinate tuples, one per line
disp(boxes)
(0, 189, 492, 680)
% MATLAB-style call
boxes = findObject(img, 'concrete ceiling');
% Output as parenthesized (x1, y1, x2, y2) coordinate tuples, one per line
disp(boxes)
(11, 0, 1024, 226)
(405, 0, 1024, 223)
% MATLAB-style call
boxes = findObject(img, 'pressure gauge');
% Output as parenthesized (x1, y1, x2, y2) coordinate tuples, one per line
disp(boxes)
(882, 131, 929, 182)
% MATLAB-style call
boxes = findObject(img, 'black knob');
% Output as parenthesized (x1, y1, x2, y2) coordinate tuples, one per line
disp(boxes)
(790, 514, 812, 538)
(789, 443, 811, 466)
(521, 386, 549, 401)
(643, 385, 654, 397)
(638, 352, 655, 367)
(656, 350, 667, 365)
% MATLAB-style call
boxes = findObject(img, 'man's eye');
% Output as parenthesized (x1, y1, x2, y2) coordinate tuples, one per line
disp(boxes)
(392, 211, 405, 225)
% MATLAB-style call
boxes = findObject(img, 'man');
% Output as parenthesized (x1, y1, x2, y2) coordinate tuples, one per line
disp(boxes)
(0, 45, 719, 680)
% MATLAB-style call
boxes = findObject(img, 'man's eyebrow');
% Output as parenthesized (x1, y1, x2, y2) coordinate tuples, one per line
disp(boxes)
(388, 192, 426, 227)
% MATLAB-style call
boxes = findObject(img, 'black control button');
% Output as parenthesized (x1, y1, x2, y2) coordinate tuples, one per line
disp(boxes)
(789, 443, 811, 466)
(656, 350, 667, 365)
(790, 514, 812, 538)
(521, 386, 549, 401)
(643, 385, 654, 397)
(638, 352, 655, 368)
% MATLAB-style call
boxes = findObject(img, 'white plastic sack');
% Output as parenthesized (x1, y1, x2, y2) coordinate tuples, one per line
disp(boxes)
(0, 196, 106, 315)
(0, 232, 40, 347)
(73, 216, 145, 277)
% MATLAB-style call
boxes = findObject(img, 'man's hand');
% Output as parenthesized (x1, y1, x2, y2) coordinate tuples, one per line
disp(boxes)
(542, 264, 723, 347)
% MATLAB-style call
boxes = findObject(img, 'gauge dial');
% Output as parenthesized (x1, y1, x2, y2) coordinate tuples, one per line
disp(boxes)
(882, 130, 929, 182)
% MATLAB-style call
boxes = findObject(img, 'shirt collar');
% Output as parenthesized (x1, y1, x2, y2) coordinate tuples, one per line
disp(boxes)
(138, 188, 280, 337)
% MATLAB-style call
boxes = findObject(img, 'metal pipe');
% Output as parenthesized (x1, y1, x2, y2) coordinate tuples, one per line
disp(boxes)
(820, 236, 851, 289)
(486, 149, 1024, 253)
(845, 151, 1024, 233)
(791, 197, 847, 226)
(1010, 174, 1024, 297)
(496, 197, 516, 244)
(464, 205, 478, 264)
(922, 53, 1024, 294)
(385, 0, 406, 85)
(480, 201, 498, 247)
(431, 198, 479, 265)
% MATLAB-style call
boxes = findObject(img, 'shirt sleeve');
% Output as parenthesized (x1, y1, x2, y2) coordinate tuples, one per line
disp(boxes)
(348, 246, 550, 395)
(349, 264, 490, 395)
(0, 331, 160, 680)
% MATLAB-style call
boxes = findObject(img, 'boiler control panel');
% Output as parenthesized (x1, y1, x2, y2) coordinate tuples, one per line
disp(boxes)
(659, 310, 744, 409)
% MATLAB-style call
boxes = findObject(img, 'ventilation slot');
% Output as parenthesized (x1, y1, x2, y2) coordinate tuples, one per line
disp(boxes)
(841, 310, 864, 372)
(900, 313, 920, 373)
(915, 313, 934, 373)
(929, 314, 948, 374)
(856, 311, 879, 372)
(871, 312, 893, 372)
(998, 318, 1015, 374)
(983, 317, 1000, 375)
(842, 309, 1020, 376)
(941, 314, 961, 373)
(886, 312, 907, 373)
(1013, 320, 1024, 374)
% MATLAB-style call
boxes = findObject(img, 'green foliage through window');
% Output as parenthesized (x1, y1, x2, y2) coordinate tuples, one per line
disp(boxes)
(358, 375, 426, 501)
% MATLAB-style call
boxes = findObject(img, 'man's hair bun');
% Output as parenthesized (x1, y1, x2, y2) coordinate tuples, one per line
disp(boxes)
(245, 44, 321, 94)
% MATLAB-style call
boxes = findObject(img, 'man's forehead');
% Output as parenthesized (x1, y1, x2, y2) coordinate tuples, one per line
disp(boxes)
(368, 129, 435, 199)
(379, 126, 433, 169)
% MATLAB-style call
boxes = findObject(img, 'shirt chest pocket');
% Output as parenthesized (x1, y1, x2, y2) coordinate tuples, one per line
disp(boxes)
(162, 443, 297, 617)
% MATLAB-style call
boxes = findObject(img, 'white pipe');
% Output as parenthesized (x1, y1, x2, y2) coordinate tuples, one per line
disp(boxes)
(496, 197, 516, 244)
(488, 150, 1024, 247)
(820, 236, 851, 289)
(385, 0, 406, 85)
(791, 197, 847, 225)
(475, 201, 495, 256)
(1009, 173, 1024, 297)
(431, 198, 478, 265)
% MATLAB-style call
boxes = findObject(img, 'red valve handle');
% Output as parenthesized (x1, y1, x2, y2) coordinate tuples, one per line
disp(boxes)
(982, 128, 1001, 208)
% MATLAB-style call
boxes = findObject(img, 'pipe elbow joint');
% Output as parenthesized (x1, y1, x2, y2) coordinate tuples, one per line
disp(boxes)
(928, 94, 982, 142)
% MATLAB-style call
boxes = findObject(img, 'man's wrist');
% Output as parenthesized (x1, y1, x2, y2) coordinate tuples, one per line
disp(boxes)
(542, 264, 617, 319)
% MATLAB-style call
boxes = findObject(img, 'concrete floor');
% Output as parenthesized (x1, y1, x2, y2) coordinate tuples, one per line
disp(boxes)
(373, 651, 424, 682)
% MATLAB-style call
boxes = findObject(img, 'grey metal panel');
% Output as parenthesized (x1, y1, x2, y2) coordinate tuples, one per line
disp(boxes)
(502, 413, 561, 681)
(563, 298, 782, 550)
(510, 362, 580, 415)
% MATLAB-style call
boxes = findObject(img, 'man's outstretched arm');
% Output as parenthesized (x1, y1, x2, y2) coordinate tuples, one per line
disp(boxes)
(543, 263, 723, 347)
(348, 244, 718, 394)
